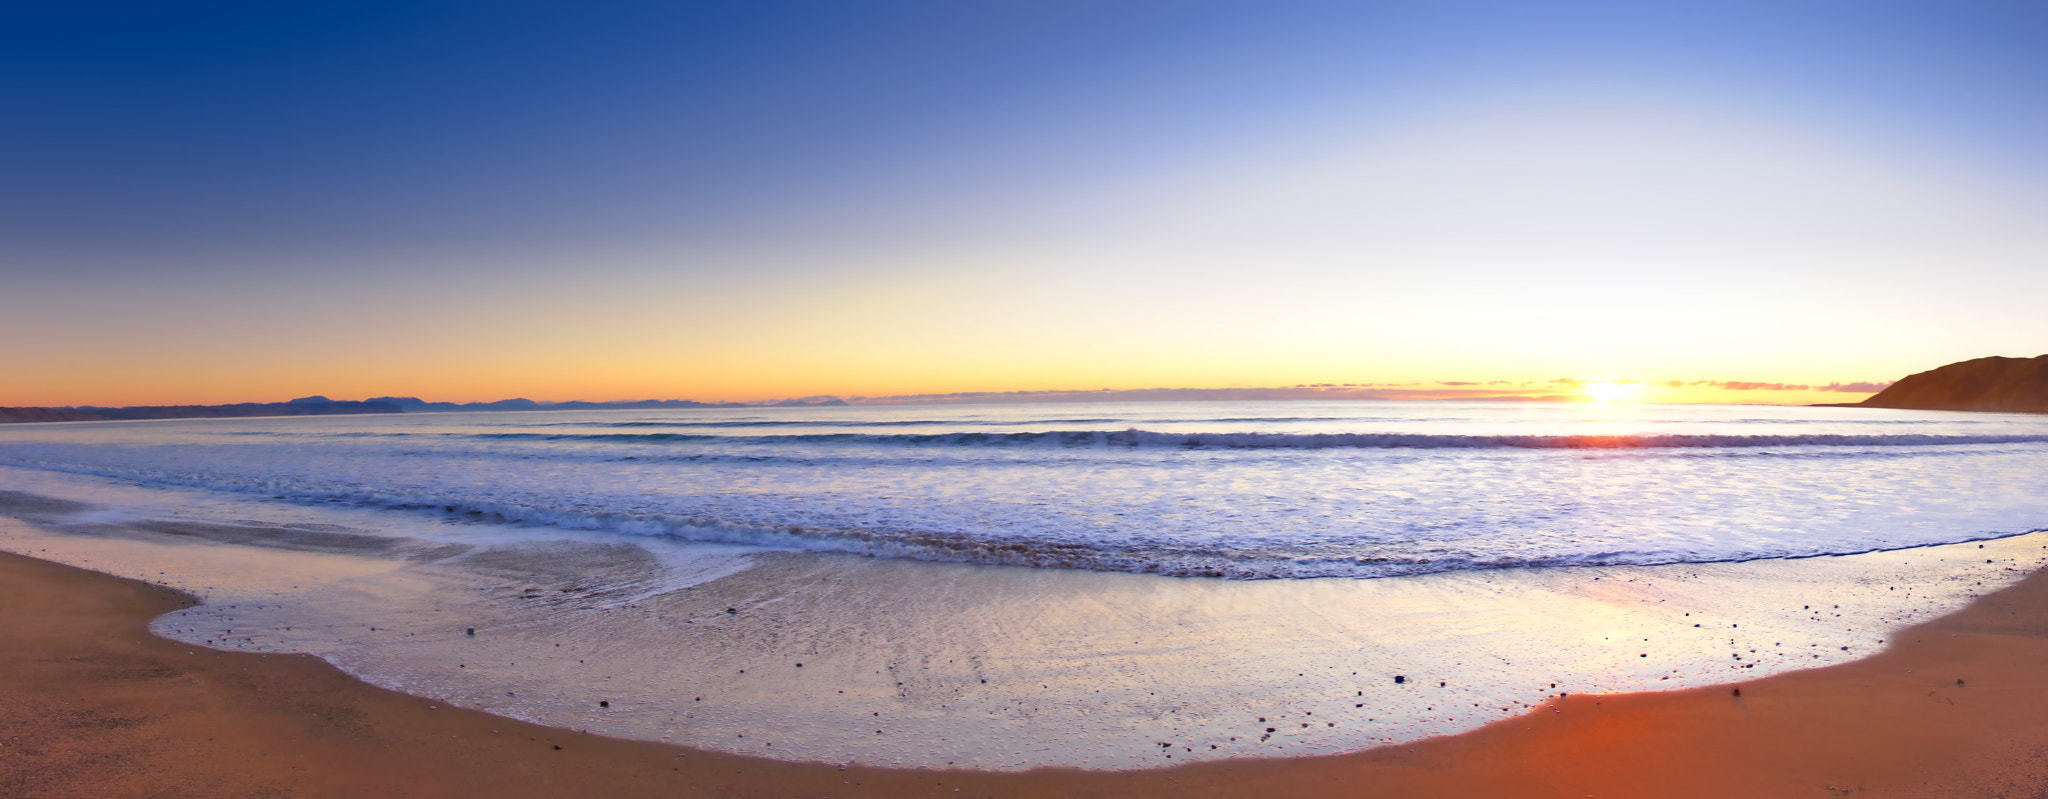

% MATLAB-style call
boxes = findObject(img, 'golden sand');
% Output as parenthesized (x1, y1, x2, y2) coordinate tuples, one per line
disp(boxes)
(6, 549, 2047, 797)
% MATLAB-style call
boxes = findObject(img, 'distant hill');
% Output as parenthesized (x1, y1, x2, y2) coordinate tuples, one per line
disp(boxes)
(0, 399, 402, 424)
(1859, 355, 2048, 413)
(362, 397, 848, 412)
(0, 395, 853, 424)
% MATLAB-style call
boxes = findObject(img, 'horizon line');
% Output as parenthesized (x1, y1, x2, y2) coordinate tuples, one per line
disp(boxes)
(9, 379, 1891, 412)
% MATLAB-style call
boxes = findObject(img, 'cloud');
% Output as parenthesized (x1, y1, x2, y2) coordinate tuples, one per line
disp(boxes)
(845, 384, 1572, 405)
(1690, 380, 1885, 393)
(840, 377, 1895, 405)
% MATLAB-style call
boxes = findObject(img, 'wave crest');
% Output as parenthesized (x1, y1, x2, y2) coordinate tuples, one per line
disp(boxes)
(477, 429, 2048, 450)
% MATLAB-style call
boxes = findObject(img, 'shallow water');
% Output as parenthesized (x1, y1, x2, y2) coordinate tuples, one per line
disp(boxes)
(1, 401, 2043, 769)
(1, 401, 2045, 579)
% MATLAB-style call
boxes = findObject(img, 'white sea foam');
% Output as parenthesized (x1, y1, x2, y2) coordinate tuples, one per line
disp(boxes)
(473, 429, 2048, 449)
(2, 490, 2040, 770)
(2, 400, 2046, 770)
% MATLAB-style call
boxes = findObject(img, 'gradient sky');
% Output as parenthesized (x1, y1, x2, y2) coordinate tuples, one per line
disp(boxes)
(4, 1, 2045, 406)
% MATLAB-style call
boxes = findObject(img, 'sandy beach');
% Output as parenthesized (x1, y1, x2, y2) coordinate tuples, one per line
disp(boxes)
(10, 0, 2047, 794)
(7, 549, 2048, 798)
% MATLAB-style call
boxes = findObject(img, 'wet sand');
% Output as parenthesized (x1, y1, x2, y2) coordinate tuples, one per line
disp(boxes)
(6, 550, 2048, 798)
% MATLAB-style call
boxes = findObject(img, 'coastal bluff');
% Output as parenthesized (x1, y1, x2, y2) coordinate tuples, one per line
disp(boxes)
(1860, 354, 2048, 413)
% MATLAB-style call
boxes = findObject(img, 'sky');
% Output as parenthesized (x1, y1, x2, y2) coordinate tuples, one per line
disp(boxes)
(3, 1, 2045, 407)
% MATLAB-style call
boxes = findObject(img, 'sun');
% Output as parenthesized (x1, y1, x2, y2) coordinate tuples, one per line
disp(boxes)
(1580, 379, 1644, 403)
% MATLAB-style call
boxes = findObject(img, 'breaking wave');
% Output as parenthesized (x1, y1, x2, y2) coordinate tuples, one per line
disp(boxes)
(6, 400, 2048, 581)
(471, 430, 2048, 450)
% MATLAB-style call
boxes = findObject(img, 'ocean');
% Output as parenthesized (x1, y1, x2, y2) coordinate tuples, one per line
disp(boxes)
(2, 400, 2045, 768)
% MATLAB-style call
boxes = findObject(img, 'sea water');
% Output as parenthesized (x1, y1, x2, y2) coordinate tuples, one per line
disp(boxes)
(1, 400, 2044, 768)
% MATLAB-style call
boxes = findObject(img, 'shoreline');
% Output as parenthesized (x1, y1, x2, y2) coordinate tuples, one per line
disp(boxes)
(8, 552, 2048, 796)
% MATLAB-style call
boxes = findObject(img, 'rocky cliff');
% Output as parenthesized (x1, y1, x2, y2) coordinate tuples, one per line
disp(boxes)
(1860, 355, 2048, 413)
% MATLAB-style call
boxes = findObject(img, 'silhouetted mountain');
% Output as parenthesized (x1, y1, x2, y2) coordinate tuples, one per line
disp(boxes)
(0, 400, 402, 424)
(363, 396, 454, 412)
(365, 397, 754, 412)
(1859, 355, 2048, 413)
(477, 398, 542, 410)
(3, 394, 849, 423)
(544, 399, 748, 410)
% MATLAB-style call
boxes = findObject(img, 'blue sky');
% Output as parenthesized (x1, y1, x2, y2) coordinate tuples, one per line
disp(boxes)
(3, 2, 2045, 404)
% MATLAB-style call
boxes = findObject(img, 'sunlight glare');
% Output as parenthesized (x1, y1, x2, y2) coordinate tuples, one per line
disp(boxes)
(1581, 379, 1645, 404)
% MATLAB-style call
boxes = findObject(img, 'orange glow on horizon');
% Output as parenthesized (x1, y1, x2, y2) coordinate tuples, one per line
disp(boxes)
(1577, 379, 1647, 404)
(0, 368, 1881, 410)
